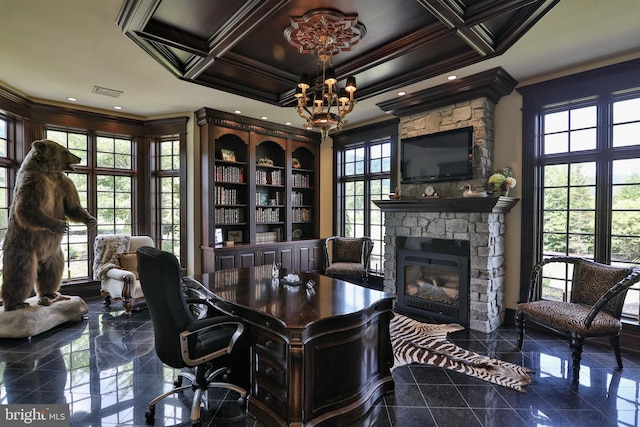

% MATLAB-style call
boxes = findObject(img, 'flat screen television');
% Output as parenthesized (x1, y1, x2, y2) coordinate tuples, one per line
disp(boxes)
(400, 126, 473, 183)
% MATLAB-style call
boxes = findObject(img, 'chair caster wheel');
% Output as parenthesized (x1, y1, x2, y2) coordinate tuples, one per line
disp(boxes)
(145, 407, 155, 424)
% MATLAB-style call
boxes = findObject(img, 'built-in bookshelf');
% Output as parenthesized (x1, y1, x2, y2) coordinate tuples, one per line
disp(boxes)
(197, 108, 322, 273)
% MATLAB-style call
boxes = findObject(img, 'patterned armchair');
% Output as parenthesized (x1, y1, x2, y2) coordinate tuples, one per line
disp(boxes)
(323, 236, 374, 283)
(516, 256, 640, 382)
(93, 234, 154, 317)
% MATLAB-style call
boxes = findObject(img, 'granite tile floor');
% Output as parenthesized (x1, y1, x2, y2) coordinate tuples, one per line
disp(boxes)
(0, 297, 639, 427)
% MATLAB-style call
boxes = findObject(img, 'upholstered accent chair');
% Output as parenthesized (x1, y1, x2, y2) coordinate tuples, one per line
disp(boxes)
(516, 256, 640, 382)
(136, 246, 248, 426)
(323, 236, 374, 283)
(93, 234, 154, 317)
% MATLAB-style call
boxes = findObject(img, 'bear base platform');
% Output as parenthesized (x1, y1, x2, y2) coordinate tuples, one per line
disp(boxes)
(0, 295, 88, 338)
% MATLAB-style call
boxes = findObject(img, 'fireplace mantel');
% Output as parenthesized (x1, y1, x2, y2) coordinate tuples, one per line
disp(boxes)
(374, 196, 519, 214)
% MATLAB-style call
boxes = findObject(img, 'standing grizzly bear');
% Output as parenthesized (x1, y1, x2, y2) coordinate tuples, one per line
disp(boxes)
(1, 139, 97, 310)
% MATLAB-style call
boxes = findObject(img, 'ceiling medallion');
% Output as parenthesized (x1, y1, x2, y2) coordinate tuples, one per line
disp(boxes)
(284, 9, 366, 142)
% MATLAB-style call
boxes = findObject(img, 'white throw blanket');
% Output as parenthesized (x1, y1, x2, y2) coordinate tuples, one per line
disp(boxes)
(93, 234, 131, 280)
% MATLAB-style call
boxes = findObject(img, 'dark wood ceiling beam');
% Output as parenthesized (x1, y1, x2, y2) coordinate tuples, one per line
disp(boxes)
(416, 0, 495, 56)
(464, 0, 541, 25)
(493, 0, 560, 51)
(184, 0, 290, 80)
(362, 50, 481, 100)
(333, 23, 452, 78)
(218, 52, 296, 87)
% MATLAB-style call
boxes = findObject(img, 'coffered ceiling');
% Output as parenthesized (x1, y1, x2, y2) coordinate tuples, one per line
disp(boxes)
(1, 0, 639, 130)
(118, 0, 559, 107)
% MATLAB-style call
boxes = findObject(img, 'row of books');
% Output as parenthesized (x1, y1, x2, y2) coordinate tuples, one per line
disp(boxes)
(215, 165, 244, 183)
(292, 173, 312, 188)
(215, 186, 241, 205)
(256, 169, 283, 185)
(214, 208, 245, 224)
(292, 208, 312, 222)
(256, 207, 281, 223)
(291, 191, 306, 206)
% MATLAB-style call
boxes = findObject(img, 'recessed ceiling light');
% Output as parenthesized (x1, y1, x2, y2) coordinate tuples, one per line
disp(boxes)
(234, 110, 242, 114)
(113, 106, 123, 110)
(447, 75, 457, 81)
(285, 122, 292, 126)
(67, 97, 77, 102)
(261, 116, 268, 120)
(398, 91, 406, 96)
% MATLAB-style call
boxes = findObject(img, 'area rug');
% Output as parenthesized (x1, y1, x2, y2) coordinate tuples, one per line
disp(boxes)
(390, 313, 534, 392)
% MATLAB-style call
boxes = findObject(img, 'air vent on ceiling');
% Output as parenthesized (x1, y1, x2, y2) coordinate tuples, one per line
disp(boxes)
(92, 86, 123, 98)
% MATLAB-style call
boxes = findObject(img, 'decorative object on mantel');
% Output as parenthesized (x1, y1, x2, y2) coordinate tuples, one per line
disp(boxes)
(460, 183, 487, 198)
(390, 313, 534, 392)
(488, 167, 516, 196)
(389, 186, 401, 199)
(422, 185, 438, 198)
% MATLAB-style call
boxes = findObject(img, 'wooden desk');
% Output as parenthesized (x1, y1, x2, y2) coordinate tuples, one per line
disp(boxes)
(192, 266, 395, 427)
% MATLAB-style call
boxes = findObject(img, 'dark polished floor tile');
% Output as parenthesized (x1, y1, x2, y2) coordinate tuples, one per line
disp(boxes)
(386, 406, 436, 427)
(472, 408, 528, 427)
(430, 407, 482, 426)
(1, 297, 639, 427)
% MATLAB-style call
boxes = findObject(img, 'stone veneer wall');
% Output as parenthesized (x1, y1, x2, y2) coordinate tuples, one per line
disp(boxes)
(383, 211, 507, 332)
(399, 97, 496, 198)
(384, 96, 507, 332)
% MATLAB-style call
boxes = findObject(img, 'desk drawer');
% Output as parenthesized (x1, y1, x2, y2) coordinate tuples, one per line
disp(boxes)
(254, 329, 287, 360)
(255, 351, 286, 386)
(254, 377, 287, 418)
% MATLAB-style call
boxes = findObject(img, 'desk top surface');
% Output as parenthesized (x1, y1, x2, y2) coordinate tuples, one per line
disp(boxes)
(190, 266, 394, 329)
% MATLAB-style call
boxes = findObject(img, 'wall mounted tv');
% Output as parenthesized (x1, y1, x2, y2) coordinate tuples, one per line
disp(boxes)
(400, 126, 473, 183)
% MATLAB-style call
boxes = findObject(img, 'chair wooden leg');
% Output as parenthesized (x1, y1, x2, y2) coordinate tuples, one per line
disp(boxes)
(610, 335, 623, 369)
(515, 311, 525, 349)
(570, 334, 584, 382)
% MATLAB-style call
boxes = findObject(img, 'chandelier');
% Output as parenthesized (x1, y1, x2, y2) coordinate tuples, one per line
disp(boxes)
(284, 9, 366, 141)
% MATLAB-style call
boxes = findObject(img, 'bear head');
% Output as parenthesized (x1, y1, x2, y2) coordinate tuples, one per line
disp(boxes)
(28, 139, 82, 173)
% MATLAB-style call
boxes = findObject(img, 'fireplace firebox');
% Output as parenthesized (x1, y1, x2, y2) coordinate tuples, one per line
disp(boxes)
(395, 237, 470, 325)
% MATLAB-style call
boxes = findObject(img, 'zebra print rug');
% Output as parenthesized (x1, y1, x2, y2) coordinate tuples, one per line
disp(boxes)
(390, 313, 534, 392)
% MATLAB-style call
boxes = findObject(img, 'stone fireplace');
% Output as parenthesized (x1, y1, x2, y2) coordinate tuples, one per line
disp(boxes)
(396, 236, 470, 325)
(373, 69, 519, 332)
(375, 198, 517, 332)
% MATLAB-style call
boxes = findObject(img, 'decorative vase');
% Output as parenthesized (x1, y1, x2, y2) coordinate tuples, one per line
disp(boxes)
(499, 186, 509, 197)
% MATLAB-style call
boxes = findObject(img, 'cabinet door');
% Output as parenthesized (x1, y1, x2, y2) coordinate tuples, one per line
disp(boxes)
(279, 247, 294, 271)
(262, 249, 277, 266)
(239, 252, 258, 268)
(295, 241, 322, 273)
(217, 254, 236, 270)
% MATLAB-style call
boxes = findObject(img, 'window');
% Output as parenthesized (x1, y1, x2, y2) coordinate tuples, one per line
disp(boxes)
(520, 59, 640, 321)
(155, 137, 182, 262)
(333, 120, 398, 273)
(47, 130, 135, 282)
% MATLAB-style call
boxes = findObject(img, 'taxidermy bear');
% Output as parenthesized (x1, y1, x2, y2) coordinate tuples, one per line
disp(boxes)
(1, 139, 97, 310)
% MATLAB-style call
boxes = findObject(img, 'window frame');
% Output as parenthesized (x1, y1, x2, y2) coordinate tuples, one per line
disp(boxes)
(519, 58, 640, 320)
(332, 119, 399, 273)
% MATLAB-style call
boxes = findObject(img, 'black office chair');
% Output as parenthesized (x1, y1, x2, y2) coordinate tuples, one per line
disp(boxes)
(136, 246, 248, 426)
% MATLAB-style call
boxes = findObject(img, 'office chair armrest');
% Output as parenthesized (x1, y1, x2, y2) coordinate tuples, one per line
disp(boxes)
(179, 318, 245, 365)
